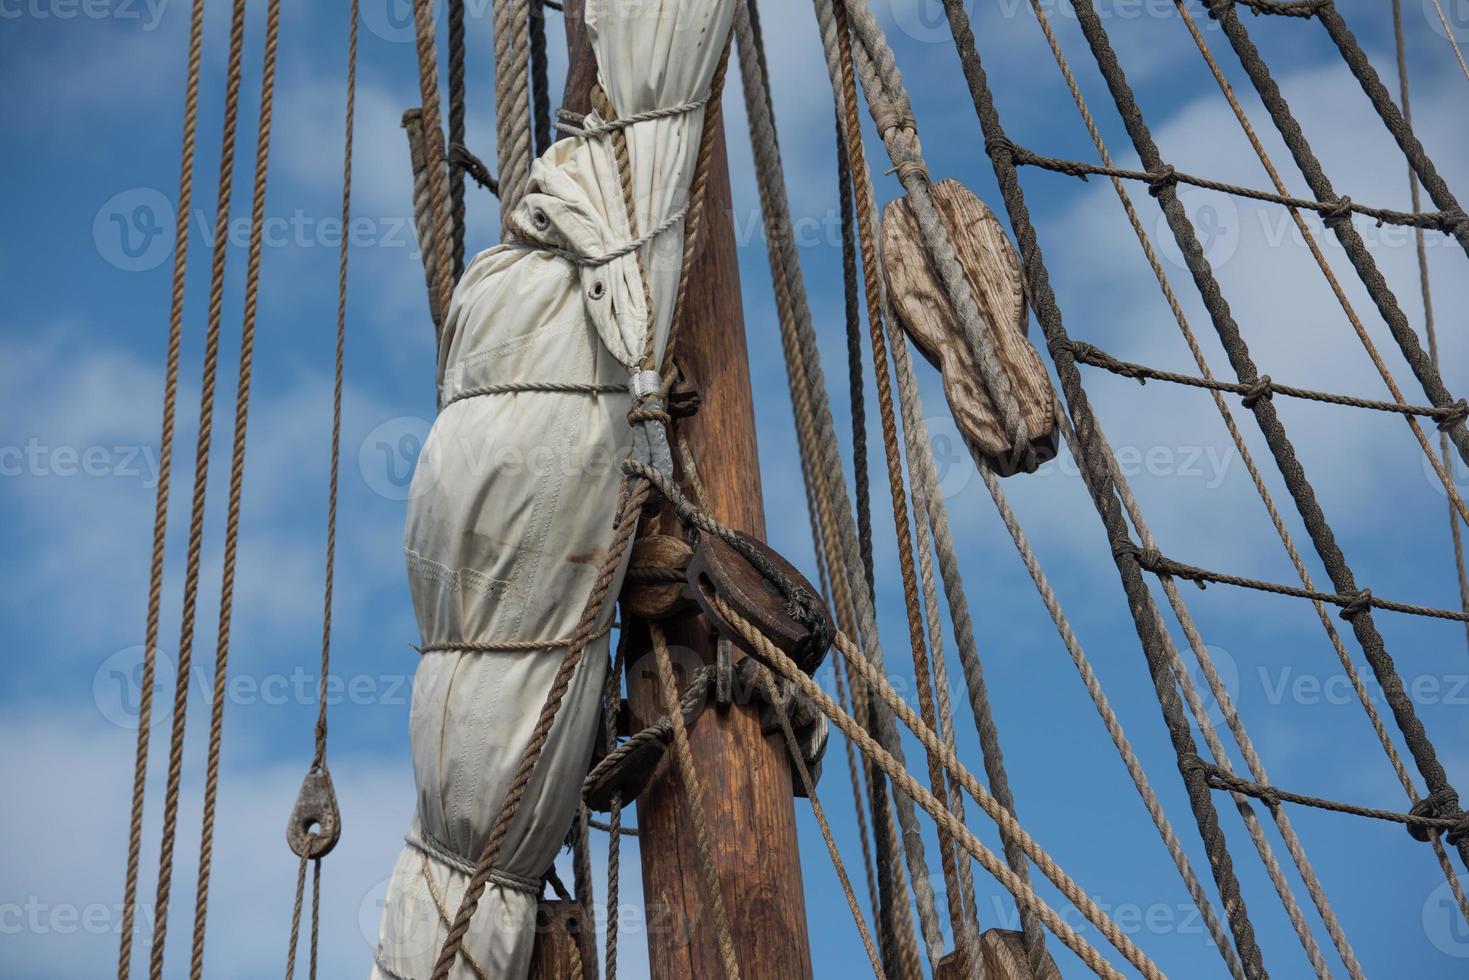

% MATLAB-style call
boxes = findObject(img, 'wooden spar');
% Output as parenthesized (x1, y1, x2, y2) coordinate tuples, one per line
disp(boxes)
(560, 4, 816, 978)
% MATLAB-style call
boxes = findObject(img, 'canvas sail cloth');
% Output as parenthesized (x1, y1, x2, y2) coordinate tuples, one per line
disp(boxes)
(372, 2, 735, 977)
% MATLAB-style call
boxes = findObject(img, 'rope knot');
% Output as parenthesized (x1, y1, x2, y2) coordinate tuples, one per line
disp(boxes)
(888, 159, 931, 186)
(984, 135, 1018, 163)
(1241, 374, 1274, 408)
(1408, 790, 1458, 843)
(1436, 398, 1468, 432)
(1322, 195, 1354, 228)
(1203, 0, 1234, 18)
(1436, 207, 1468, 234)
(1178, 753, 1209, 777)
(1146, 164, 1179, 198)
(1337, 587, 1373, 621)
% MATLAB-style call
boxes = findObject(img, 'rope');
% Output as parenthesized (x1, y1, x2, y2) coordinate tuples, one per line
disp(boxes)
(1188, 759, 1469, 841)
(741, 4, 928, 970)
(1071, 0, 1469, 885)
(1204, 0, 1469, 471)
(189, 0, 283, 971)
(649, 625, 741, 980)
(717, 597, 1161, 980)
(493, 0, 532, 228)
(1424, 0, 1469, 82)
(831, 0, 1040, 477)
(1392, 0, 1469, 652)
(284, 9, 356, 979)
(410, 0, 455, 335)
(835, 110, 874, 600)
(530, 0, 552, 156)
(117, 1, 205, 976)
(822, 0, 970, 957)
(441, 380, 625, 410)
(602, 631, 629, 980)
(1175, 3, 1469, 529)
(1063, 338, 1467, 425)
(757, 666, 886, 979)
(448, 0, 465, 278)
(940, 3, 1272, 973)
(1172, 0, 1469, 919)
(146, 0, 251, 971)
(1119, 544, 1469, 623)
(416, 621, 613, 655)
(1008, 146, 1466, 233)
(418, 855, 491, 980)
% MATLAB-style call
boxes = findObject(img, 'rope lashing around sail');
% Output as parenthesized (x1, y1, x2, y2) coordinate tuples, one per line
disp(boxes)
(1113, 540, 1469, 623)
(1182, 757, 1469, 845)
(997, 144, 1468, 233)
(1056, 338, 1469, 428)
(415, 621, 614, 656)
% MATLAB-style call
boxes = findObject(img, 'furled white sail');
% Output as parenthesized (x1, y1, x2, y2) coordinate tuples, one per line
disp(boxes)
(371, 2, 735, 977)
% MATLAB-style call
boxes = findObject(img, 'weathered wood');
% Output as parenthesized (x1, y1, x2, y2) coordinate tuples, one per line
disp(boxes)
(561, 4, 814, 979)
(530, 900, 597, 980)
(881, 179, 1057, 476)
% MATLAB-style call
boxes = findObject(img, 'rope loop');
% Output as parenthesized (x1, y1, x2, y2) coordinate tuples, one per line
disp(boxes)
(1436, 207, 1468, 234)
(1146, 164, 1179, 198)
(1337, 587, 1373, 621)
(1241, 374, 1274, 408)
(1436, 398, 1468, 432)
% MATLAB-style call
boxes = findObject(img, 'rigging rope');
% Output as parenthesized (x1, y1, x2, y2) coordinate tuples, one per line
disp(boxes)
(649, 625, 741, 980)
(448, 0, 466, 278)
(734, 5, 928, 972)
(493, 0, 533, 229)
(1392, 0, 1469, 651)
(146, 0, 252, 972)
(1070, 0, 1469, 877)
(530, 0, 553, 156)
(189, 0, 283, 972)
(410, 0, 455, 334)
(1169, 0, 1469, 531)
(940, 2, 1272, 973)
(117, 0, 206, 975)
(822, 0, 969, 959)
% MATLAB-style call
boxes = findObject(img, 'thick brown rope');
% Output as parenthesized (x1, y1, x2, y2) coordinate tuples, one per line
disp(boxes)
(828, 3, 966, 958)
(493, 0, 533, 227)
(649, 624, 741, 980)
(410, 0, 455, 331)
(146, 0, 250, 973)
(189, 0, 283, 972)
(117, 2, 206, 977)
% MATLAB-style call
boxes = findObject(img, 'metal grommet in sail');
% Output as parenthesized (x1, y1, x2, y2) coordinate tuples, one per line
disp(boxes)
(532, 207, 550, 230)
(588, 279, 606, 300)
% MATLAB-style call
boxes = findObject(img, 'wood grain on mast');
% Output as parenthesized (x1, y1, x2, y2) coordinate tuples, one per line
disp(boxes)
(558, 2, 816, 977)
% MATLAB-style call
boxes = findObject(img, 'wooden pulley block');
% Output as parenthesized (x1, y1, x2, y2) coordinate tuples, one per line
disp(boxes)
(621, 534, 696, 620)
(687, 532, 832, 676)
(286, 768, 341, 859)
(582, 725, 670, 813)
(881, 178, 1058, 476)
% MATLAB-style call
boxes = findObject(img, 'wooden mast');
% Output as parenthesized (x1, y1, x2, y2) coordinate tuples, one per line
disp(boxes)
(561, 4, 815, 978)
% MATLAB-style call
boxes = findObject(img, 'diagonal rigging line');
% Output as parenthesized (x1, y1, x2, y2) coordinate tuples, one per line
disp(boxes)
(938, 1, 1272, 974)
(1391, 0, 1469, 652)
(1060, 0, 1469, 878)
(1035, 0, 1469, 931)
(1173, 0, 1469, 537)
(1199, 0, 1469, 471)
(1424, 0, 1469, 83)
(117, 0, 206, 977)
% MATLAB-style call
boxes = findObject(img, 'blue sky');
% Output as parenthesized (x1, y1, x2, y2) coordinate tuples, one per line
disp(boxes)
(4, 0, 1469, 976)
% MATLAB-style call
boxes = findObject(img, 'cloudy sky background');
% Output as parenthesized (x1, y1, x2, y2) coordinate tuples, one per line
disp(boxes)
(4, 0, 1469, 976)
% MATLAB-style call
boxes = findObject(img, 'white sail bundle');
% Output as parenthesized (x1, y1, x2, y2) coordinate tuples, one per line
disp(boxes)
(372, 2, 735, 976)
